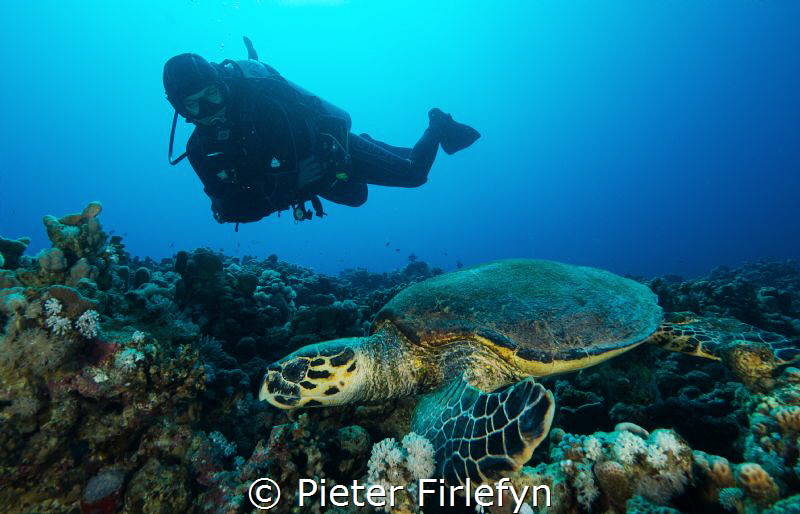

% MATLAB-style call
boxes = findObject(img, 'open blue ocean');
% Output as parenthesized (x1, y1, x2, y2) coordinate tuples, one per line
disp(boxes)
(2, 1, 798, 278)
(1, 2, 800, 513)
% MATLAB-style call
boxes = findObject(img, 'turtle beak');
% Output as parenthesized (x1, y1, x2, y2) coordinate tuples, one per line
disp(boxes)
(259, 362, 303, 409)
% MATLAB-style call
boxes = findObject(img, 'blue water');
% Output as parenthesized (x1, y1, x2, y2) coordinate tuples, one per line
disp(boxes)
(1, 1, 798, 278)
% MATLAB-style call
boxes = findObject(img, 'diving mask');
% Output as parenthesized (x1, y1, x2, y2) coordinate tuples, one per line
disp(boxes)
(183, 84, 226, 122)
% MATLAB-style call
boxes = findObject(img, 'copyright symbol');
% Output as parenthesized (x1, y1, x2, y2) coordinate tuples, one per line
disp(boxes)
(249, 478, 281, 510)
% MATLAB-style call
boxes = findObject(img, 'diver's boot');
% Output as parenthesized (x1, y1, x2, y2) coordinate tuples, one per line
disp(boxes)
(428, 108, 481, 155)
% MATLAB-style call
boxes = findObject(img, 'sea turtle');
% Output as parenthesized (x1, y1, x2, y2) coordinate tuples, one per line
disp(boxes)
(260, 259, 798, 485)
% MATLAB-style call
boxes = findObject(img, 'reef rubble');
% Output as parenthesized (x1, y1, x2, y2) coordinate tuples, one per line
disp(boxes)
(1, 203, 799, 513)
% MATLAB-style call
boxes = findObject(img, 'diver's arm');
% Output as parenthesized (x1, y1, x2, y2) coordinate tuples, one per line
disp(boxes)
(187, 135, 273, 222)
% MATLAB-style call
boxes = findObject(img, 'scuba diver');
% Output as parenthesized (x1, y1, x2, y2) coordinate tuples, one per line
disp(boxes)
(163, 37, 480, 227)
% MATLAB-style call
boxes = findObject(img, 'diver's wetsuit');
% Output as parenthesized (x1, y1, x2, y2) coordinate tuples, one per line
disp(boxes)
(352, 130, 439, 187)
(322, 129, 440, 207)
(187, 100, 439, 222)
(186, 78, 443, 222)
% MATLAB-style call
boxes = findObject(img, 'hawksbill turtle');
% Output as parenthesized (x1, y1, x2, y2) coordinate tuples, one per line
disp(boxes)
(260, 259, 798, 485)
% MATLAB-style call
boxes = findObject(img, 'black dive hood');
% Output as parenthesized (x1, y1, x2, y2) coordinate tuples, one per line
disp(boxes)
(164, 52, 229, 165)
(163, 53, 226, 116)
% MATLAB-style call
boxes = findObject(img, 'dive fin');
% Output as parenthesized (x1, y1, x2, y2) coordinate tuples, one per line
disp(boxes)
(411, 376, 554, 486)
(429, 108, 481, 155)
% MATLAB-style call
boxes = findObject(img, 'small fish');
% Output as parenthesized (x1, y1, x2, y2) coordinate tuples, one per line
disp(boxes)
(395, 248, 400, 252)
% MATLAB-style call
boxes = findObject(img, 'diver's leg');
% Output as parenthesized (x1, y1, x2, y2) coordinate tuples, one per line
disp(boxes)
(358, 134, 412, 159)
(349, 128, 441, 188)
(350, 109, 480, 187)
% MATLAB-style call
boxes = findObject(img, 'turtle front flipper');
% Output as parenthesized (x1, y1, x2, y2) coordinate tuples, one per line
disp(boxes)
(411, 376, 555, 486)
(649, 313, 800, 385)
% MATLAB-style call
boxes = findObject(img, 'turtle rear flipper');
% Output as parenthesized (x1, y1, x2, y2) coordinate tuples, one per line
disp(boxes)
(411, 376, 554, 486)
(649, 313, 800, 384)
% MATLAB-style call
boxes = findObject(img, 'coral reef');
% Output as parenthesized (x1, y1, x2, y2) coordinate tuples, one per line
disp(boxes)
(649, 260, 800, 336)
(0, 204, 446, 513)
(507, 409, 795, 513)
(2, 205, 800, 512)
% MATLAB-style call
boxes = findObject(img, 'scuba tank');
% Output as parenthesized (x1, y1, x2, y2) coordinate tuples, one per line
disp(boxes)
(222, 39, 353, 222)
(221, 54, 353, 188)
(230, 58, 351, 131)
(239, 35, 350, 129)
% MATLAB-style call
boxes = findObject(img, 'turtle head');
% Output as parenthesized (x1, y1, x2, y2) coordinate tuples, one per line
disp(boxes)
(259, 338, 367, 409)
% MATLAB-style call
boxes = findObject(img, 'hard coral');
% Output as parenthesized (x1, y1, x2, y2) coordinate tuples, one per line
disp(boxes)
(43, 201, 107, 261)
(595, 460, 632, 507)
(0, 236, 30, 270)
(736, 462, 779, 507)
(771, 405, 800, 433)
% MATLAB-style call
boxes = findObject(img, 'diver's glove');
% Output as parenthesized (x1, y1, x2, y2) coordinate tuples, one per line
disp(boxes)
(296, 155, 322, 190)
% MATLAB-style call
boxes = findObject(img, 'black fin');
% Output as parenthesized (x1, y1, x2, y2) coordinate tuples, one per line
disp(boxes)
(243, 36, 258, 60)
(429, 108, 481, 155)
